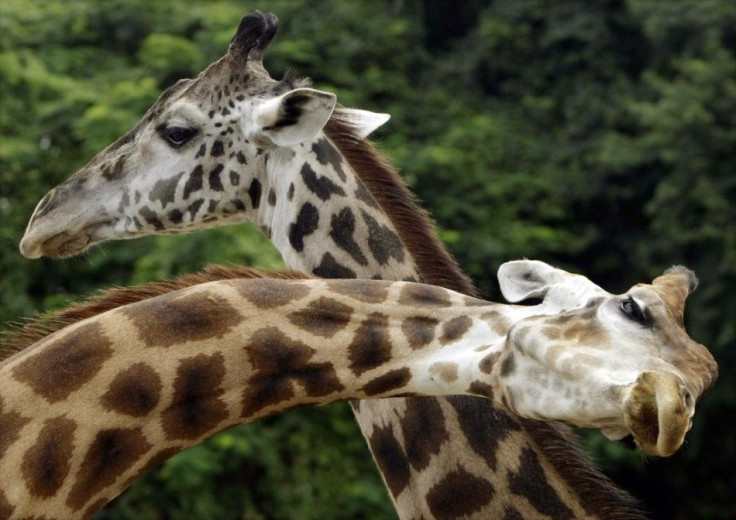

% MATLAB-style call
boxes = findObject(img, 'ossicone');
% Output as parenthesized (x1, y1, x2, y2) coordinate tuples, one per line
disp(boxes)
(652, 265, 699, 327)
(662, 265, 699, 293)
(229, 11, 279, 62)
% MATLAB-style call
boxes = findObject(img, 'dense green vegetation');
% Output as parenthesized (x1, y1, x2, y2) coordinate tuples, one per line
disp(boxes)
(1, 1, 734, 518)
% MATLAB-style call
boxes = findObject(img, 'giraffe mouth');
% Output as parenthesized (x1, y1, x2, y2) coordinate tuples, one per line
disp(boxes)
(21, 221, 114, 259)
(623, 371, 694, 456)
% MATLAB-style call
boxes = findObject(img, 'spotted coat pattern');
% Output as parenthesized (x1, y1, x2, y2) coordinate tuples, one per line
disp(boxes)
(16, 11, 718, 520)
(0, 268, 717, 519)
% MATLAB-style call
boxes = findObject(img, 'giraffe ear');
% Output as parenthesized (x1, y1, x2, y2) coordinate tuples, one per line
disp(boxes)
(252, 88, 337, 147)
(497, 260, 568, 303)
(333, 108, 390, 139)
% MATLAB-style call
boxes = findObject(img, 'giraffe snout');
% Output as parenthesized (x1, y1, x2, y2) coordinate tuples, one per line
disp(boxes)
(20, 184, 110, 259)
(622, 371, 692, 457)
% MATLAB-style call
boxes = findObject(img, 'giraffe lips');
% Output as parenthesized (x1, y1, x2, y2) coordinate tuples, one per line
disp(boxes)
(39, 231, 94, 258)
(20, 221, 113, 259)
(622, 371, 694, 456)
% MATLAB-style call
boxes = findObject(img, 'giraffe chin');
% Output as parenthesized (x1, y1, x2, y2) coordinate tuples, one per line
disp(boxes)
(623, 370, 694, 457)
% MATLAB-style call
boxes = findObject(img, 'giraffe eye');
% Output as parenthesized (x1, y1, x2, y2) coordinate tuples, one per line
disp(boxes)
(158, 125, 198, 148)
(620, 296, 648, 324)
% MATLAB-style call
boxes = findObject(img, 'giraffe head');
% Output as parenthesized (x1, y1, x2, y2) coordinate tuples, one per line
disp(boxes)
(493, 260, 717, 456)
(19, 11, 388, 259)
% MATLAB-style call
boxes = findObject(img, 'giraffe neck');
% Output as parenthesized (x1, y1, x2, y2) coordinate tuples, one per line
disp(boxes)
(0, 278, 522, 519)
(253, 129, 420, 282)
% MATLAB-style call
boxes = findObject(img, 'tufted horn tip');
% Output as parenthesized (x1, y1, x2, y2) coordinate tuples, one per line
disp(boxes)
(229, 11, 279, 60)
(662, 265, 698, 293)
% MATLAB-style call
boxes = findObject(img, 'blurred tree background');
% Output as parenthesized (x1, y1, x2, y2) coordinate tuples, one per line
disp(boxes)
(1, 0, 734, 518)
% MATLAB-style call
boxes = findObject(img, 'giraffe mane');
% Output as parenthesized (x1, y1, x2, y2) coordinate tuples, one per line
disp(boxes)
(324, 113, 645, 519)
(325, 111, 478, 297)
(0, 265, 311, 362)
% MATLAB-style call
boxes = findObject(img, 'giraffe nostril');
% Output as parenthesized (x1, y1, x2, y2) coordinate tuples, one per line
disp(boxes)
(31, 188, 58, 222)
(683, 390, 693, 409)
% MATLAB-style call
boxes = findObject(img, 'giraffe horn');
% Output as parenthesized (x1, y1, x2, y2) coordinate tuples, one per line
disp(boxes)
(229, 11, 279, 64)
(651, 265, 698, 327)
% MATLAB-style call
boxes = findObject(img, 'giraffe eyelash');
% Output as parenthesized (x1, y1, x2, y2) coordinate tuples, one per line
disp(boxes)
(620, 295, 650, 326)
(157, 124, 199, 149)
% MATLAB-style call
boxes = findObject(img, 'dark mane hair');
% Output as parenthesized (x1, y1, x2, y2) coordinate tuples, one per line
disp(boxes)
(0, 265, 310, 361)
(324, 111, 646, 519)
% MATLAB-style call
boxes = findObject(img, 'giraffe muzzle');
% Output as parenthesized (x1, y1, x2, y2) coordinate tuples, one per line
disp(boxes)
(20, 218, 113, 259)
(623, 370, 693, 456)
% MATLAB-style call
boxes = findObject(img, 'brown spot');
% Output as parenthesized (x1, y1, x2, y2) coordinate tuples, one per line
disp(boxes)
(440, 316, 473, 344)
(183, 164, 204, 199)
(503, 506, 525, 520)
(287, 296, 353, 338)
(162, 352, 229, 440)
(361, 368, 411, 396)
(426, 467, 494, 520)
(361, 210, 405, 265)
(66, 428, 151, 512)
(447, 396, 521, 471)
(21, 416, 76, 497)
(348, 312, 392, 376)
(232, 278, 310, 309)
(400, 397, 449, 471)
(508, 447, 575, 519)
(0, 490, 14, 519)
(500, 354, 516, 377)
(242, 327, 344, 417)
(326, 279, 389, 303)
(12, 321, 114, 403)
(563, 322, 608, 345)
(481, 310, 512, 335)
(0, 397, 30, 457)
(367, 424, 410, 498)
(431, 361, 459, 383)
(542, 326, 561, 340)
(354, 181, 379, 208)
(479, 352, 500, 374)
(329, 207, 369, 266)
(101, 154, 127, 181)
(312, 252, 357, 279)
(121, 289, 241, 349)
(398, 283, 452, 308)
(401, 316, 438, 349)
(101, 363, 162, 417)
(300, 162, 346, 201)
(468, 381, 495, 398)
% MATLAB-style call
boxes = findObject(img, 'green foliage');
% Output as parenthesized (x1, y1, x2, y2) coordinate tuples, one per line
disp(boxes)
(1, 1, 734, 519)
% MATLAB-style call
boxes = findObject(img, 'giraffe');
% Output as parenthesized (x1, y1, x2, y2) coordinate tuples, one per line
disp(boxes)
(0, 261, 717, 519)
(16, 11, 706, 519)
